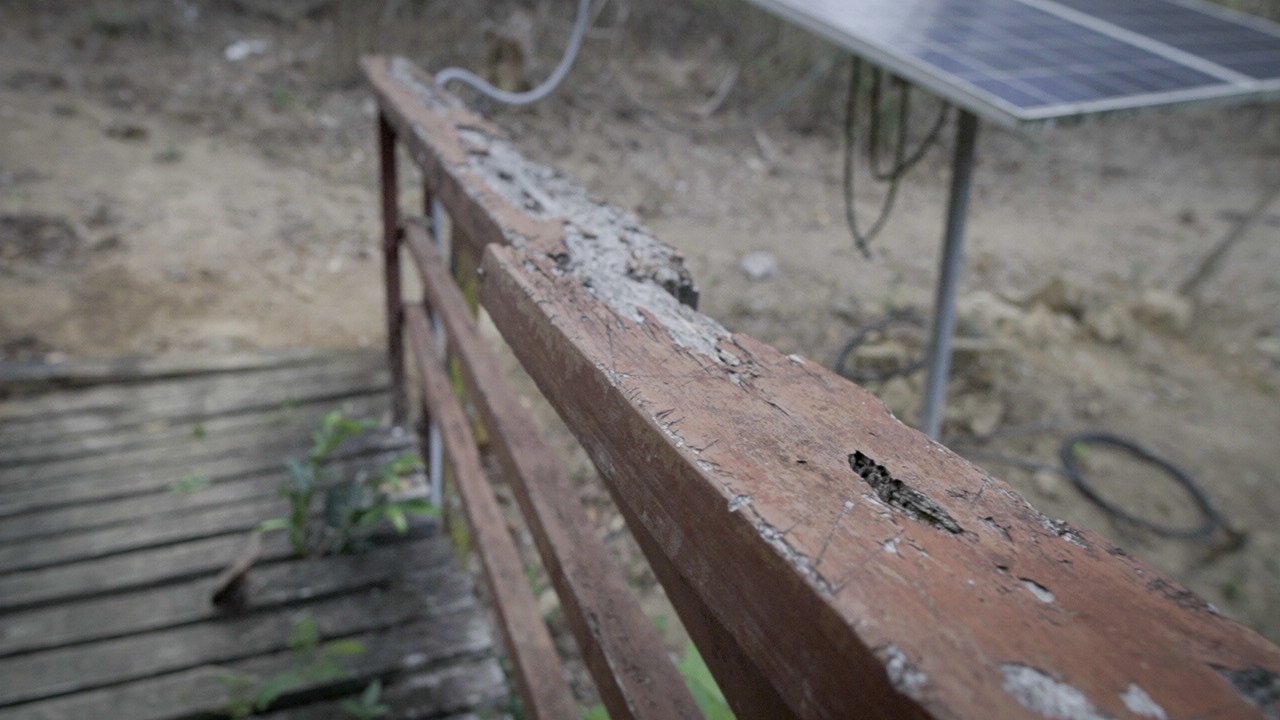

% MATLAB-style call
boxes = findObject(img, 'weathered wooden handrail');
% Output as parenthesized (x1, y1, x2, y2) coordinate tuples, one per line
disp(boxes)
(366, 55, 1280, 720)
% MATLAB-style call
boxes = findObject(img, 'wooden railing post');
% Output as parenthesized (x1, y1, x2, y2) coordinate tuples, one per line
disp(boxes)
(421, 188, 445, 509)
(378, 111, 405, 424)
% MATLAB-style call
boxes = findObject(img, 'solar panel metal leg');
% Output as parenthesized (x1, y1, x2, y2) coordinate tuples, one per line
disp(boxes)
(920, 110, 979, 439)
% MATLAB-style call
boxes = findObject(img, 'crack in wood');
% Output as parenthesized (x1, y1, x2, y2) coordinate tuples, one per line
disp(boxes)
(1214, 664, 1280, 718)
(849, 451, 963, 535)
(745, 505, 836, 597)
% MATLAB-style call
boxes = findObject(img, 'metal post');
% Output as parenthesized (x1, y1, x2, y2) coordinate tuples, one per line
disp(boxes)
(427, 196, 447, 508)
(920, 110, 979, 439)
(378, 111, 406, 424)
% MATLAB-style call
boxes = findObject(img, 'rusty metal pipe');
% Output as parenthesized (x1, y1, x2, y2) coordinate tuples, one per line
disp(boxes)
(379, 111, 405, 423)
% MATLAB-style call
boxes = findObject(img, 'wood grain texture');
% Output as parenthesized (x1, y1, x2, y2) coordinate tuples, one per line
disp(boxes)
(0, 564, 469, 707)
(0, 351, 508, 718)
(403, 303, 578, 720)
(3, 612, 495, 720)
(0, 536, 452, 657)
(365, 54, 1280, 720)
(0, 428, 409, 515)
(0, 349, 338, 394)
(0, 389, 385, 469)
(0, 353, 381, 427)
(0, 531, 295, 612)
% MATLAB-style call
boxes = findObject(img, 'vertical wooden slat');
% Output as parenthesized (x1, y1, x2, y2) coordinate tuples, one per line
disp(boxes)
(378, 111, 405, 423)
(402, 303, 578, 720)
(622, 511, 799, 719)
(404, 225, 703, 719)
(447, 225, 489, 446)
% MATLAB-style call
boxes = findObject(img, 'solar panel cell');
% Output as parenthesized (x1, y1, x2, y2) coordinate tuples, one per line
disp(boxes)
(1224, 57, 1280, 79)
(745, 0, 1280, 125)
(969, 78, 1048, 107)
(1045, 0, 1280, 80)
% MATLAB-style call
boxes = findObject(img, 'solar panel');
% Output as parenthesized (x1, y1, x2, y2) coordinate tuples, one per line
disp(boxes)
(743, 0, 1280, 126)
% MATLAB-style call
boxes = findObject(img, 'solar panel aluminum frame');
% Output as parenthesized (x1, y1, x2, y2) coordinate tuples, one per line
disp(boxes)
(742, 0, 1280, 129)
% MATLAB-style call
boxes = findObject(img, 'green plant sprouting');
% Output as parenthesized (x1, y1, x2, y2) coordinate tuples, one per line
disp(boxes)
(677, 643, 734, 720)
(341, 679, 392, 719)
(580, 642, 734, 720)
(169, 473, 211, 495)
(259, 411, 438, 557)
(219, 617, 370, 718)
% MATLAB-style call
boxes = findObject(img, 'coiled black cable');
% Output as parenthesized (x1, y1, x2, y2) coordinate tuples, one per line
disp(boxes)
(1059, 432, 1244, 543)
(843, 57, 950, 257)
(834, 317, 1243, 547)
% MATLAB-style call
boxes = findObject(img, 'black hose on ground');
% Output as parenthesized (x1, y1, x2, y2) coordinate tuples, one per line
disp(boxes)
(1059, 431, 1245, 544)
(833, 317, 1244, 547)
(831, 312, 927, 384)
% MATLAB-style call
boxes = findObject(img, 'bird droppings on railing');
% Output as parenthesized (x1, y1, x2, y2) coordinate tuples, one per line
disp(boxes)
(1001, 664, 1106, 720)
(446, 116, 726, 358)
(880, 644, 929, 702)
(1020, 578, 1056, 604)
(1120, 685, 1168, 720)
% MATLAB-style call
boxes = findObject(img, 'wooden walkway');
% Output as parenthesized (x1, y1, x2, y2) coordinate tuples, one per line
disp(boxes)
(0, 351, 508, 719)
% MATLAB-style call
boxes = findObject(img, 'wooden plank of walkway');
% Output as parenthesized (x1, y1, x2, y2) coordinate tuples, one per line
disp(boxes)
(0, 352, 508, 719)
(0, 472, 282, 544)
(0, 351, 377, 422)
(4, 612, 497, 720)
(0, 530, 299, 612)
(0, 422, 410, 517)
(257, 657, 507, 720)
(0, 388, 386, 468)
(0, 360, 386, 449)
(0, 495, 286, 574)
(0, 535, 452, 658)
(0, 348, 336, 392)
(0, 562, 467, 706)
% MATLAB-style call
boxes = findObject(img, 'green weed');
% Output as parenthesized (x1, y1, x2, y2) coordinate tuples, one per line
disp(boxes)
(170, 473, 211, 495)
(581, 642, 734, 719)
(271, 88, 296, 113)
(258, 411, 438, 556)
(219, 617, 370, 718)
(341, 680, 391, 719)
(154, 145, 183, 164)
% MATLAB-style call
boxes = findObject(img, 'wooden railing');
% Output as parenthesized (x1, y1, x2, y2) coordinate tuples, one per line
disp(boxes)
(364, 56, 1280, 720)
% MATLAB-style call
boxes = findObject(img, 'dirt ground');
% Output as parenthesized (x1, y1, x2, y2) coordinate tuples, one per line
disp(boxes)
(2, 0, 1278, 654)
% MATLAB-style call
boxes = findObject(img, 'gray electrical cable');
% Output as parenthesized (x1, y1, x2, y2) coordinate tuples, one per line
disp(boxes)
(843, 56, 950, 258)
(435, 0, 592, 106)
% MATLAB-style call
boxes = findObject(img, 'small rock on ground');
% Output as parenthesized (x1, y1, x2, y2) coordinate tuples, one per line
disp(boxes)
(1131, 289, 1193, 335)
(739, 251, 780, 281)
